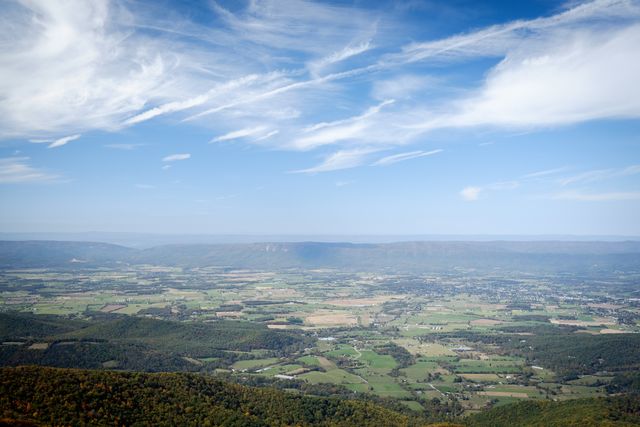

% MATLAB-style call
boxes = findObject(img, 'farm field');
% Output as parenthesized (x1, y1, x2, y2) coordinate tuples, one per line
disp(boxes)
(1, 265, 639, 416)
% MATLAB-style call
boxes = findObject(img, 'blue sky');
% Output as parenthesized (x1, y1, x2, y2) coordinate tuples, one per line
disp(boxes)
(1, 0, 639, 235)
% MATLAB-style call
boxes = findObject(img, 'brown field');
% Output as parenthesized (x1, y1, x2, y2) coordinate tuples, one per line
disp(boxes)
(325, 295, 401, 307)
(460, 374, 501, 382)
(306, 311, 358, 326)
(267, 324, 290, 329)
(393, 339, 456, 356)
(600, 328, 631, 334)
(286, 367, 311, 375)
(551, 317, 615, 327)
(183, 357, 204, 366)
(358, 313, 372, 326)
(28, 343, 49, 350)
(100, 304, 127, 313)
(425, 305, 453, 312)
(216, 311, 243, 317)
(316, 356, 336, 369)
(470, 318, 503, 326)
(588, 303, 623, 310)
(478, 391, 529, 398)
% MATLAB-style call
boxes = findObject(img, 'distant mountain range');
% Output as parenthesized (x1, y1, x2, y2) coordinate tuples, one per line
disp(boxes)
(1, 232, 639, 248)
(1, 240, 640, 273)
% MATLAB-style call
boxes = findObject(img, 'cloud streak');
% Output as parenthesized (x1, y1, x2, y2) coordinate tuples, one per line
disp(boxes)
(460, 181, 519, 201)
(559, 165, 640, 186)
(29, 134, 81, 148)
(210, 127, 268, 143)
(292, 148, 379, 174)
(0, 157, 59, 183)
(372, 149, 443, 166)
(48, 134, 81, 148)
(162, 153, 191, 162)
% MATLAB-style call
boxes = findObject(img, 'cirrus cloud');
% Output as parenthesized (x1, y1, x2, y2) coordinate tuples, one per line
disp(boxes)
(162, 153, 191, 162)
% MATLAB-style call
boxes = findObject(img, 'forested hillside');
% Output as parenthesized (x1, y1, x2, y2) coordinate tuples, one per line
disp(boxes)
(465, 396, 640, 427)
(0, 366, 433, 426)
(0, 313, 310, 372)
(1, 366, 638, 426)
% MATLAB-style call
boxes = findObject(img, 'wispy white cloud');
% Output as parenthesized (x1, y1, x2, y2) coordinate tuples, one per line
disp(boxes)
(28, 134, 81, 148)
(0, 1, 171, 137)
(254, 130, 280, 142)
(463, 163, 640, 202)
(372, 149, 442, 166)
(464, 167, 564, 198)
(162, 153, 191, 162)
(210, 126, 268, 143)
(459, 180, 519, 201)
(371, 74, 433, 100)
(0, 0, 377, 138)
(211, 0, 378, 56)
(122, 74, 263, 126)
(308, 40, 373, 76)
(0, 157, 59, 183)
(394, 0, 640, 64)
(407, 23, 640, 133)
(182, 68, 355, 122)
(559, 164, 640, 186)
(292, 100, 395, 150)
(48, 134, 81, 148)
(124, 94, 210, 126)
(521, 167, 568, 179)
(292, 148, 379, 174)
(2, 0, 640, 176)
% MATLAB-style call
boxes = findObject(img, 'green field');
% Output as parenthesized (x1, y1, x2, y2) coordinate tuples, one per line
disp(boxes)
(231, 358, 280, 371)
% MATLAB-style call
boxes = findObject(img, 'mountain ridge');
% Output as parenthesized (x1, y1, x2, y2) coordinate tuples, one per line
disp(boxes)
(1, 239, 640, 272)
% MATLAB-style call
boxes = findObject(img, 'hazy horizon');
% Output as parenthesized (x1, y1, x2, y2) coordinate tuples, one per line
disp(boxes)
(2, 231, 640, 249)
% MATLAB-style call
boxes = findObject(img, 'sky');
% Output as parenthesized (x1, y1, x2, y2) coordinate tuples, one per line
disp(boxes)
(1, 0, 639, 236)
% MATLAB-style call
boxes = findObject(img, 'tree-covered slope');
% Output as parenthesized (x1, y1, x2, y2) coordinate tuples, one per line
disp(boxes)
(0, 313, 87, 340)
(0, 240, 135, 268)
(0, 313, 311, 372)
(0, 366, 430, 426)
(61, 316, 309, 355)
(465, 396, 640, 427)
(510, 333, 640, 377)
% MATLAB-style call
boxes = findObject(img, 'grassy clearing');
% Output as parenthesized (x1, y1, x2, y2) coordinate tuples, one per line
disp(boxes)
(485, 385, 541, 397)
(298, 369, 366, 385)
(453, 359, 522, 374)
(399, 400, 424, 412)
(400, 359, 438, 381)
(355, 370, 412, 398)
(297, 355, 321, 366)
(394, 339, 456, 356)
(325, 344, 359, 358)
(231, 358, 280, 371)
(260, 364, 303, 376)
(359, 350, 397, 370)
(459, 373, 502, 382)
